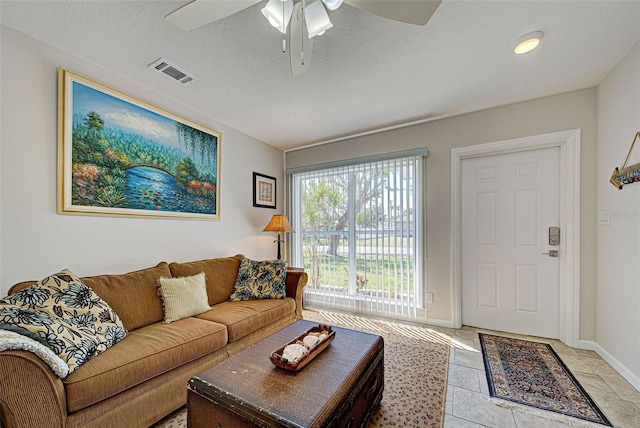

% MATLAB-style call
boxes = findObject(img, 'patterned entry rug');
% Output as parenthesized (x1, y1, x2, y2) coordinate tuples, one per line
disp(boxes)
(153, 309, 451, 428)
(479, 333, 612, 426)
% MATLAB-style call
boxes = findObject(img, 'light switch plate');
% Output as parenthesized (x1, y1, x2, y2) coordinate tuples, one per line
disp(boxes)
(599, 210, 610, 225)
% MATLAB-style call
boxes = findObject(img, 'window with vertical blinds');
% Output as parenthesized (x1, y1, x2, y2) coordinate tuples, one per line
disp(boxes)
(287, 150, 425, 320)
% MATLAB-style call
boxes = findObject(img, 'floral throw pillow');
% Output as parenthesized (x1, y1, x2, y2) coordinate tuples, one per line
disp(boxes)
(0, 269, 127, 376)
(229, 258, 287, 301)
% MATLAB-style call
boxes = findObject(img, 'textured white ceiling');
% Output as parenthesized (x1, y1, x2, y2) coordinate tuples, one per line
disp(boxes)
(2, 1, 639, 150)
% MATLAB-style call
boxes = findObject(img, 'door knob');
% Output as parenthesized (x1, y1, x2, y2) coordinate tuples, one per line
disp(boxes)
(542, 250, 559, 257)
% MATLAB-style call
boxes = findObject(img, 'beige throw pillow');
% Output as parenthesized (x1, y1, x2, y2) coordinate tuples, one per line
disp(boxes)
(158, 272, 211, 323)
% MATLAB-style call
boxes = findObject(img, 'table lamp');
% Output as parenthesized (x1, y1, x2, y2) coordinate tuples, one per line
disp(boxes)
(263, 215, 295, 260)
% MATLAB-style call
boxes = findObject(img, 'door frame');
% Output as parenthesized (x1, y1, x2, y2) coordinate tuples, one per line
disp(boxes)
(451, 129, 581, 347)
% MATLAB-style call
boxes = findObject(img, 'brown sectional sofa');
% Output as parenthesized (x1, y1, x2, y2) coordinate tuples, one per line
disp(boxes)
(0, 254, 307, 428)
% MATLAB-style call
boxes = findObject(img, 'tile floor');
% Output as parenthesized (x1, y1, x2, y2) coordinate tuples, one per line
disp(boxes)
(433, 325, 640, 428)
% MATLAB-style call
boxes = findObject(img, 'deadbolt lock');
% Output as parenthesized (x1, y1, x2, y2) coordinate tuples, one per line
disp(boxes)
(549, 227, 560, 246)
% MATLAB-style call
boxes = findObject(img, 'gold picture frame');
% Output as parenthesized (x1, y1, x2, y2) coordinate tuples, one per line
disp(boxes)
(58, 68, 221, 220)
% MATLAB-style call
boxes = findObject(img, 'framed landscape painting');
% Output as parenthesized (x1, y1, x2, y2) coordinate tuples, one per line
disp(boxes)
(58, 68, 221, 220)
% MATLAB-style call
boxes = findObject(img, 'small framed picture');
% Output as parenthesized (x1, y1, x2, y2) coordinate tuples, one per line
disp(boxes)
(253, 172, 276, 209)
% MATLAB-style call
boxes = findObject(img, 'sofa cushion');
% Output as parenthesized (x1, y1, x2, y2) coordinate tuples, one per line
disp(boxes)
(169, 254, 242, 306)
(81, 263, 170, 331)
(63, 317, 228, 413)
(196, 298, 295, 342)
(158, 273, 211, 323)
(229, 258, 287, 301)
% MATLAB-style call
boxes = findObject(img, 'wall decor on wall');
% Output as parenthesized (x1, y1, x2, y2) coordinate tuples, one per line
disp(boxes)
(610, 131, 640, 189)
(253, 172, 276, 209)
(58, 68, 221, 220)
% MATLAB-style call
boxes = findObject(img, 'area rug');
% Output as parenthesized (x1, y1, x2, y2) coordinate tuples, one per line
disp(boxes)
(153, 310, 451, 428)
(479, 333, 612, 426)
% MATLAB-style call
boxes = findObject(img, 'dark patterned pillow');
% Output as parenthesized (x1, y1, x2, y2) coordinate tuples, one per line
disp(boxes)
(0, 269, 128, 376)
(229, 258, 287, 301)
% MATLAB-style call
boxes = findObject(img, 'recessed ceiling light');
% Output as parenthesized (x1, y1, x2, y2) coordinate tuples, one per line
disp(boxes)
(513, 31, 544, 55)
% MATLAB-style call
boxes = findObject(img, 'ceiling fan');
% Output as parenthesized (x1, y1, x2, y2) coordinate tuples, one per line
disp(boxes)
(166, 0, 441, 76)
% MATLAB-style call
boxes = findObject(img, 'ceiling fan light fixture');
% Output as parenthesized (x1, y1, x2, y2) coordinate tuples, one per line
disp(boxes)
(305, 0, 333, 38)
(262, 0, 293, 34)
(321, 0, 343, 11)
(513, 31, 544, 55)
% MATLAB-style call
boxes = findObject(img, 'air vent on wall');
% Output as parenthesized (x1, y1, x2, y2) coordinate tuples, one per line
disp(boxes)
(148, 57, 198, 86)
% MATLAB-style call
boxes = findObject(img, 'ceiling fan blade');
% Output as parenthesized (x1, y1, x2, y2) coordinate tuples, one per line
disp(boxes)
(165, 0, 261, 31)
(344, 0, 441, 26)
(290, 2, 313, 77)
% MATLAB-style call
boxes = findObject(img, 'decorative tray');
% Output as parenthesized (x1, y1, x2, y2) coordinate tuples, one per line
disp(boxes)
(269, 324, 335, 372)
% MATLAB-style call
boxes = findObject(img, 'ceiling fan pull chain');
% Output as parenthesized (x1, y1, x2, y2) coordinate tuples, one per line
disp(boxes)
(301, 0, 305, 65)
(282, 1, 286, 53)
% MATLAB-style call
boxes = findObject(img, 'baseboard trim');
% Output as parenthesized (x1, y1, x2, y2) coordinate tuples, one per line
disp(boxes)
(578, 339, 598, 351)
(579, 339, 640, 391)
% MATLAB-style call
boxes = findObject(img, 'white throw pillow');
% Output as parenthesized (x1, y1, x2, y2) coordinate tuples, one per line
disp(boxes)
(158, 272, 211, 323)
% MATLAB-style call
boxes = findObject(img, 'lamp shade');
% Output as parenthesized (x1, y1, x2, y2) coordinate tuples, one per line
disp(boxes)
(262, 0, 294, 34)
(263, 215, 295, 233)
(304, 0, 333, 38)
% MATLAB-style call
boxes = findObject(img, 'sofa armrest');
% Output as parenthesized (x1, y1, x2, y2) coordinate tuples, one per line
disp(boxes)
(0, 350, 67, 428)
(285, 268, 308, 319)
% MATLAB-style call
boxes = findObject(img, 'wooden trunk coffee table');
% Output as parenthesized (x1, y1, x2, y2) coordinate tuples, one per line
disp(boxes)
(187, 320, 384, 428)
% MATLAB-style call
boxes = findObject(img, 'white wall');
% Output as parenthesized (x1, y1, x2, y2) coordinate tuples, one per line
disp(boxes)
(287, 88, 599, 339)
(0, 26, 285, 295)
(596, 41, 640, 388)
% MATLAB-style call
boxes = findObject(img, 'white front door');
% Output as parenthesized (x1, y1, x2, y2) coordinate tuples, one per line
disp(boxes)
(461, 147, 560, 338)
